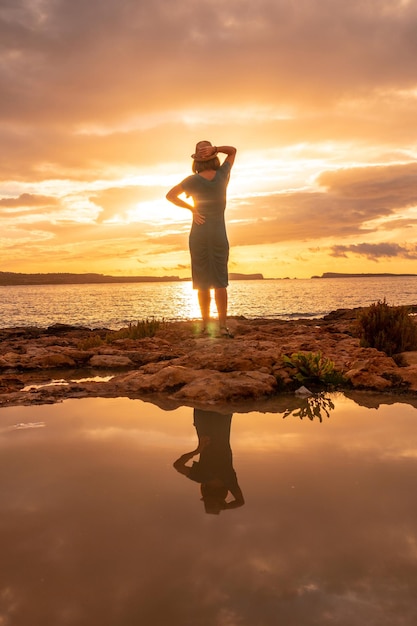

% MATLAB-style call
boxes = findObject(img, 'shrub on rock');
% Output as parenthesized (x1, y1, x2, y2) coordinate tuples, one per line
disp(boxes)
(356, 299, 417, 357)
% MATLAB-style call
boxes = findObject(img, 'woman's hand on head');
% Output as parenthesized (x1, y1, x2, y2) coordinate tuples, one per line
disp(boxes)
(199, 145, 217, 159)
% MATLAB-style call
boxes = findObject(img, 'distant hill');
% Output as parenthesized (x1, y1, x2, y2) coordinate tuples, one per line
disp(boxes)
(311, 272, 417, 279)
(0, 271, 264, 286)
(0, 272, 182, 286)
(229, 273, 263, 281)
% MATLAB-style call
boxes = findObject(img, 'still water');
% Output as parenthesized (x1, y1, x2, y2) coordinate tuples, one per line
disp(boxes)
(1, 276, 417, 328)
(1, 393, 417, 625)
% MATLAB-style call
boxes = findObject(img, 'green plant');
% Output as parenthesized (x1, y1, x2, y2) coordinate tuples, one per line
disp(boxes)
(356, 299, 417, 356)
(282, 351, 340, 384)
(106, 318, 164, 342)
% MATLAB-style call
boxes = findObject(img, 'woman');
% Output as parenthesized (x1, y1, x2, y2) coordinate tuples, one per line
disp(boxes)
(166, 141, 237, 337)
(173, 408, 244, 515)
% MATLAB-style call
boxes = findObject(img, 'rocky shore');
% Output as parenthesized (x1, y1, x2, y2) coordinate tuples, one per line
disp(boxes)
(1, 308, 417, 410)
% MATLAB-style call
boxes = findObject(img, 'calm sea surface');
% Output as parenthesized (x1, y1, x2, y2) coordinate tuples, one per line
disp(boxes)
(1, 276, 417, 328)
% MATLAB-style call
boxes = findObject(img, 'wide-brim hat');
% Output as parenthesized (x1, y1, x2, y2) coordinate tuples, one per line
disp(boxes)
(191, 140, 218, 162)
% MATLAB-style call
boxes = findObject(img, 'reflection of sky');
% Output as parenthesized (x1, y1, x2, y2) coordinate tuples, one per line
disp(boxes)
(1, 396, 417, 625)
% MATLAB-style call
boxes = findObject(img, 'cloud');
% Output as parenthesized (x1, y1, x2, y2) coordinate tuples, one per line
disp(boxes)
(2, 0, 417, 134)
(0, 193, 59, 207)
(330, 242, 417, 260)
(226, 160, 417, 247)
(90, 186, 166, 222)
(2, 0, 417, 275)
(2, 0, 417, 184)
(318, 162, 417, 202)
(2, 0, 417, 123)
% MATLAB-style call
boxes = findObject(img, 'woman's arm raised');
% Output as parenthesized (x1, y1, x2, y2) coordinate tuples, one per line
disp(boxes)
(216, 145, 237, 167)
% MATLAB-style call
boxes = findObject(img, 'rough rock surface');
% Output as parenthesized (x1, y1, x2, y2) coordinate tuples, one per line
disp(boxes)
(1, 311, 417, 408)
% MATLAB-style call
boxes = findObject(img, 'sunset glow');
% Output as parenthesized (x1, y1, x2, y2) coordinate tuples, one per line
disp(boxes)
(2, 0, 417, 278)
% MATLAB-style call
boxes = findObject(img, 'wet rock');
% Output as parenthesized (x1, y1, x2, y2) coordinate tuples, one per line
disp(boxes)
(89, 355, 134, 368)
(394, 365, 417, 391)
(0, 377, 26, 393)
(45, 323, 92, 333)
(171, 370, 277, 404)
(1, 313, 417, 406)
(113, 365, 198, 392)
(398, 351, 417, 366)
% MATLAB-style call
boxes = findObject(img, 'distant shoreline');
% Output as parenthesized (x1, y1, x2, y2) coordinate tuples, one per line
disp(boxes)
(0, 271, 264, 286)
(1, 271, 416, 286)
(312, 272, 417, 279)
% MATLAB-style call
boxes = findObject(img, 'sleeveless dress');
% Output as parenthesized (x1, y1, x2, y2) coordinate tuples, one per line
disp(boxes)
(180, 161, 231, 290)
(188, 409, 239, 495)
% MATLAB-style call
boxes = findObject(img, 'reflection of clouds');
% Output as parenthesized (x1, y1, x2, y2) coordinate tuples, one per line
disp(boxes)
(0, 397, 417, 624)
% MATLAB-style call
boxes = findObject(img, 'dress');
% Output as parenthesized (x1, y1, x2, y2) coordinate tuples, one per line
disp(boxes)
(181, 161, 231, 290)
(187, 409, 239, 495)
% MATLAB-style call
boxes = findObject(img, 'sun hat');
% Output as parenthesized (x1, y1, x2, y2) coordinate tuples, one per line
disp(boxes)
(191, 140, 218, 161)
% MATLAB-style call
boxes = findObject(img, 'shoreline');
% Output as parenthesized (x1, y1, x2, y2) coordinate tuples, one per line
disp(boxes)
(1, 309, 417, 409)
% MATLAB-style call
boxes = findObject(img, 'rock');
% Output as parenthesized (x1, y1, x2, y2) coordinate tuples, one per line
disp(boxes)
(295, 386, 314, 397)
(1, 351, 23, 368)
(398, 351, 417, 366)
(345, 370, 393, 390)
(344, 353, 399, 390)
(89, 355, 134, 368)
(394, 365, 417, 391)
(0, 377, 25, 393)
(113, 365, 199, 392)
(1, 315, 417, 407)
(46, 323, 92, 333)
(30, 353, 77, 368)
(171, 370, 277, 404)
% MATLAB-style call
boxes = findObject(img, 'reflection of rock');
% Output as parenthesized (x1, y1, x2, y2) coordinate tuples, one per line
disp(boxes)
(343, 390, 417, 410)
(1, 313, 417, 407)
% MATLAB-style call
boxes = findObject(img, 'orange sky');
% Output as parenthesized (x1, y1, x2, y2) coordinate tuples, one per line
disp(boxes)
(1, 0, 417, 279)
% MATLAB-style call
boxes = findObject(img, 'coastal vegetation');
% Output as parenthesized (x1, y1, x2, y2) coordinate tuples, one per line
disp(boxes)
(109, 319, 165, 340)
(282, 351, 344, 386)
(78, 318, 164, 349)
(356, 299, 417, 358)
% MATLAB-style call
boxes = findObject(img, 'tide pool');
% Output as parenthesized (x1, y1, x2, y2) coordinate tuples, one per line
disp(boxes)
(0, 393, 416, 625)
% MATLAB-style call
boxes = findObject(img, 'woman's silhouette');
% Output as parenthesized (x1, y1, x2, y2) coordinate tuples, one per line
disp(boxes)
(173, 408, 244, 514)
(166, 141, 236, 337)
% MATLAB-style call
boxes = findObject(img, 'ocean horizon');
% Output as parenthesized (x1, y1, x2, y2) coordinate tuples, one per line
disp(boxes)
(2, 275, 417, 329)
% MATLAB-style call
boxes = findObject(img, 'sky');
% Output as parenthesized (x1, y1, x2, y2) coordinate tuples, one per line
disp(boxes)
(1, 0, 417, 279)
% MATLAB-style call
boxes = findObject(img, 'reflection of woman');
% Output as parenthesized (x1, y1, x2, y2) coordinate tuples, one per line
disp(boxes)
(166, 141, 237, 337)
(173, 408, 244, 515)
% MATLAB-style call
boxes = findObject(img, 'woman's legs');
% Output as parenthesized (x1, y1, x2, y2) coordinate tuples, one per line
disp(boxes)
(198, 287, 230, 333)
(198, 289, 211, 328)
(214, 287, 228, 329)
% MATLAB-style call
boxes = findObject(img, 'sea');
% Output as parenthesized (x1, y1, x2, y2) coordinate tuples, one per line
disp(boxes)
(1, 275, 417, 329)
